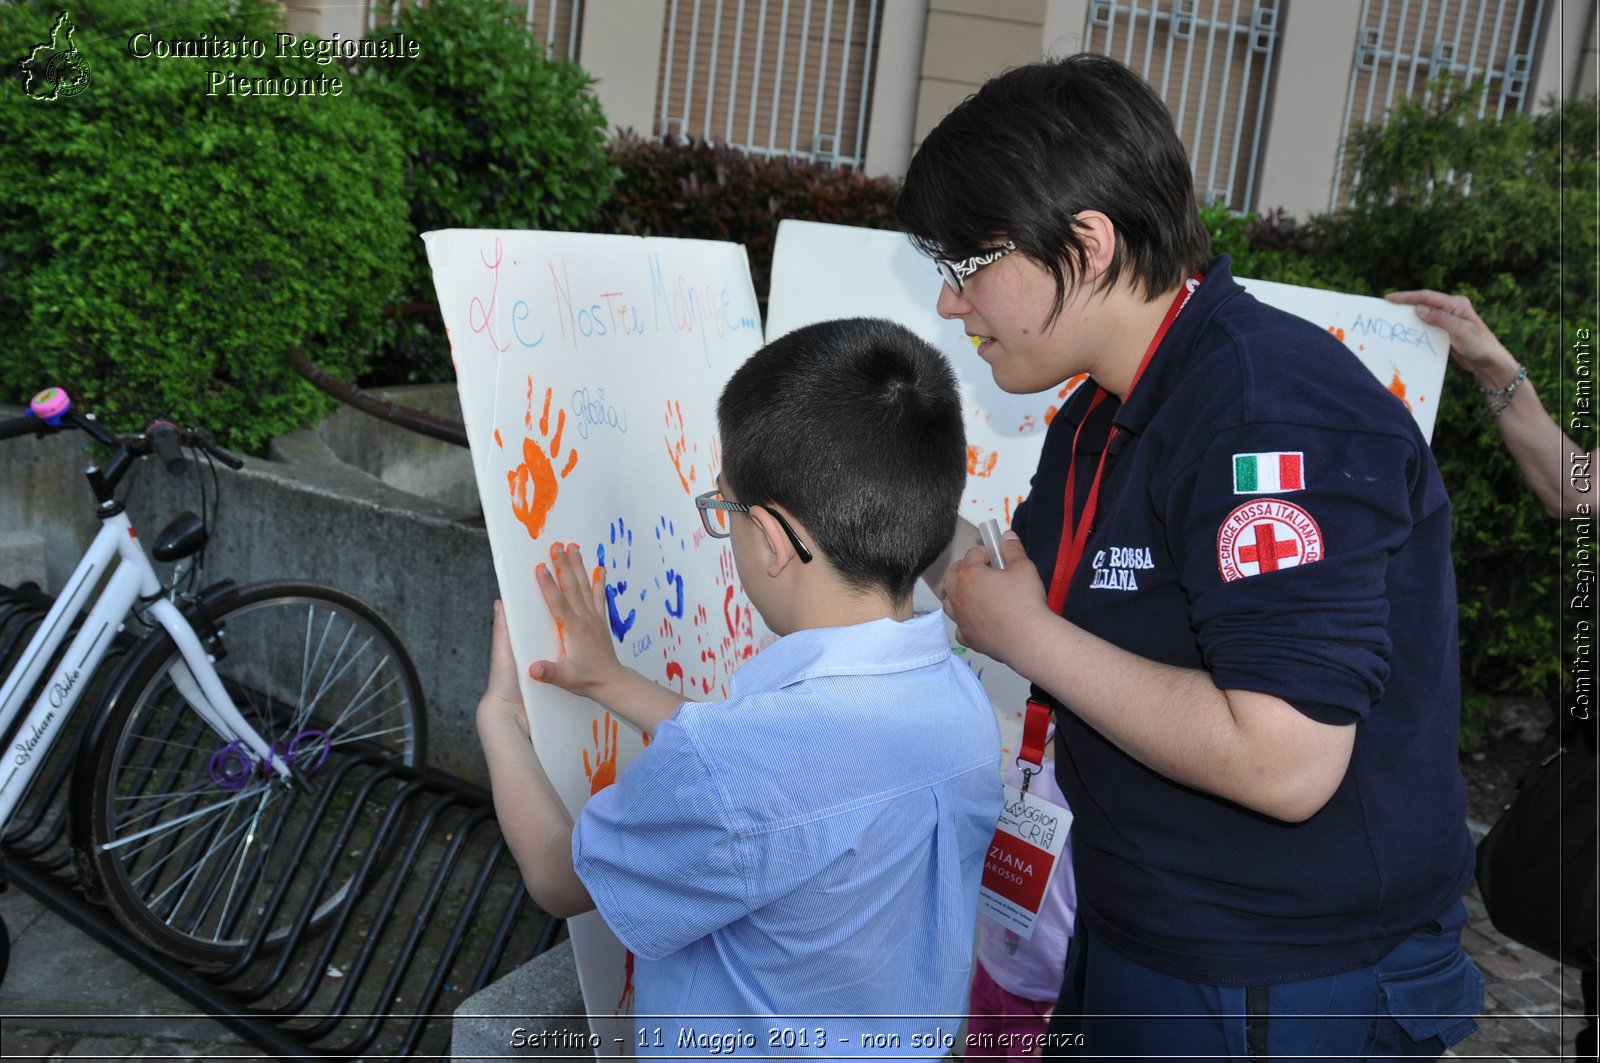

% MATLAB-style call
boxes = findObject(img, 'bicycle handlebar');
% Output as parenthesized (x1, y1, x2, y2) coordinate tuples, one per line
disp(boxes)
(0, 412, 42, 441)
(146, 420, 187, 475)
(5, 388, 245, 474)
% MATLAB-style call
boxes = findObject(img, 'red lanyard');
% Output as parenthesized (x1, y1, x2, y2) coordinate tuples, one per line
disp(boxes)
(1017, 273, 1202, 783)
(1046, 274, 1200, 613)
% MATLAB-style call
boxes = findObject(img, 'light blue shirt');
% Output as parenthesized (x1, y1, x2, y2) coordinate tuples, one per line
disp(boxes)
(572, 610, 1002, 1058)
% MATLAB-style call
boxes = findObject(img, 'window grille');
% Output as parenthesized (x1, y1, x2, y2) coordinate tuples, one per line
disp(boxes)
(655, 0, 883, 169)
(1333, 0, 1549, 208)
(365, 0, 584, 61)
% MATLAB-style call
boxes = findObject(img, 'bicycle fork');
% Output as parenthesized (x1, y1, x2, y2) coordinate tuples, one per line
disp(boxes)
(0, 516, 295, 832)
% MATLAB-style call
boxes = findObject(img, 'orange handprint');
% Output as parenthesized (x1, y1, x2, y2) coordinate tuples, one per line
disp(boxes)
(508, 381, 579, 540)
(583, 712, 620, 795)
(1387, 367, 1413, 412)
(966, 445, 1000, 478)
(1043, 373, 1089, 426)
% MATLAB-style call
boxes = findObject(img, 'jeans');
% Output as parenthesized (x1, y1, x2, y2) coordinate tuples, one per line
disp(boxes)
(1044, 900, 1484, 1061)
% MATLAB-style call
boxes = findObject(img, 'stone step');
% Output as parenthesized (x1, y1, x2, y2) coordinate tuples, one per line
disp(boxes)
(452, 938, 593, 1060)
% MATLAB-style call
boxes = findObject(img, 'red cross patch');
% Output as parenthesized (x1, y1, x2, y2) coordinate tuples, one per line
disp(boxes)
(1217, 499, 1324, 582)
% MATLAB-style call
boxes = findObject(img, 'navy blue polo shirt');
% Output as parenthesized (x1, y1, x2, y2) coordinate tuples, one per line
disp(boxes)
(1013, 256, 1474, 986)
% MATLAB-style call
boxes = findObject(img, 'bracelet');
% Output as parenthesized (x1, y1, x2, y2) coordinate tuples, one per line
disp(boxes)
(1480, 365, 1527, 418)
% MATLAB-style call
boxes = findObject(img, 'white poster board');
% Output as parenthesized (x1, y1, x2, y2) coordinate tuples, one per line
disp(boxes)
(1235, 275, 1449, 440)
(766, 220, 1450, 757)
(425, 229, 768, 1050)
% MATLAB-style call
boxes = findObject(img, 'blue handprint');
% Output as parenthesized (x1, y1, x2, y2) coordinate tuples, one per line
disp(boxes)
(596, 518, 636, 642)
(654, 516, 687, 619)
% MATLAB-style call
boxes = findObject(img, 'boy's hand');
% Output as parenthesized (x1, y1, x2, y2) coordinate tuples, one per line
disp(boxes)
(530, 542, 631, 700)
(480, 599, 530, 739)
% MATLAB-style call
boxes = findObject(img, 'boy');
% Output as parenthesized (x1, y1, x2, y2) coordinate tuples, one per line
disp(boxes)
(477, 317, 1003, 1054)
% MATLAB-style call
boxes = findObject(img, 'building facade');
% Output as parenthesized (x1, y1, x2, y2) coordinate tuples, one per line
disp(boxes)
(288, 0, 1598, 219)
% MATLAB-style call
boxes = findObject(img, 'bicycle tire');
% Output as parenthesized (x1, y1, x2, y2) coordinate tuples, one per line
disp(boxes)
(73, 581, 427, 967)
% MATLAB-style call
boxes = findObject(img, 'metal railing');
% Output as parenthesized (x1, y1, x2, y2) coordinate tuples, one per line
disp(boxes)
(289, 344, 468, 449)
(1085, 0, 1282, 211)
(365, 0, 585, 60)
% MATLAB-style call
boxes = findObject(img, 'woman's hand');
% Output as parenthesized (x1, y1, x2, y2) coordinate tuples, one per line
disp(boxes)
(1385, 289, 1518, 387)
(942, 530, 1053, 666)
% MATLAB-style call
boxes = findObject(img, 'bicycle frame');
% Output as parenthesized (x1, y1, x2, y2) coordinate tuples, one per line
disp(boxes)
(0, 510, 291, 829)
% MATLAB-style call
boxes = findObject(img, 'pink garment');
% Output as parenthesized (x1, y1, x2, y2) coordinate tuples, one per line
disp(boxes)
(974, 754, 1076, 1002)
(965, 959, 1052, 1060)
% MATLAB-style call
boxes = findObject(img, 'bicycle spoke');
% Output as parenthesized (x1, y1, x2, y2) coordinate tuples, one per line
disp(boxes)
(199, 792, 273, 944)
(320, 667, 406, 737)
(127, 793, 253, 898)
(300, 628, 374, 730)
(153, 796, 251, 932)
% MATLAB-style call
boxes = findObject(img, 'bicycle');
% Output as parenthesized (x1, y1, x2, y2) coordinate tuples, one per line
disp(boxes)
(0, 387, 427, 975)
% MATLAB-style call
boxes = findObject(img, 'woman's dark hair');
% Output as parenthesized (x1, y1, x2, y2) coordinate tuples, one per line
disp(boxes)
(897, 54, 1212, 324)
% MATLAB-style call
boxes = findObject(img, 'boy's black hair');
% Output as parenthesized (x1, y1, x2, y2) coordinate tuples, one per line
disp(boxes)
(716, 317, 965, 605)
(896, 53, 1212, 325)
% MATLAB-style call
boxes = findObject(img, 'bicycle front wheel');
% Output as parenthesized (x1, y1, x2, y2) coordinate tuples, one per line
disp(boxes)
(74, 581, 427, 967)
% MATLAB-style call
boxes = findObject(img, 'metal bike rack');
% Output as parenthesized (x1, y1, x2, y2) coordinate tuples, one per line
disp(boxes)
(0, 581, 563, 1060)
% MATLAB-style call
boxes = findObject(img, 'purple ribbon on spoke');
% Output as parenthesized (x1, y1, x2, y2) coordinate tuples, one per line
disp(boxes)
(207, 740, 253, 791)
(207, 729, 331, 789)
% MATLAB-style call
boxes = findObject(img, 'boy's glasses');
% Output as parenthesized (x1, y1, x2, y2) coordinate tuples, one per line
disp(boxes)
(936, 240, 1017, 294)
(695, 489, 814, 563)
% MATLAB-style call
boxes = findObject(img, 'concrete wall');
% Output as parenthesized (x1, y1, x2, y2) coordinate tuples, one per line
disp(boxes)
(861, 0, 931, 177)
(579, 0, 670, 136)
(1533, 0, 1599, 104)
(912, 0, 1047, 147)
(1252, 3, 1365, 220)
(0, 398, 497, 783)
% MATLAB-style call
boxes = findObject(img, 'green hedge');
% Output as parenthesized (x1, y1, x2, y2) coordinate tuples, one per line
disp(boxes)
(0, 0, 410, 452)
(353, 0, 617, 384)
(1210, 82, 1597, 742)
(592, 132, 902, 311)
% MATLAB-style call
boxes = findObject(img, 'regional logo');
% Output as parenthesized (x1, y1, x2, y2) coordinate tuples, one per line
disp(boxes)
(17, 11, 91, 101)
(1216, 499, 1324, 582)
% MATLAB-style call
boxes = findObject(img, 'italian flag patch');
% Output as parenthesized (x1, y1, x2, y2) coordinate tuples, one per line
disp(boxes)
(1232, 452, 1304, 494)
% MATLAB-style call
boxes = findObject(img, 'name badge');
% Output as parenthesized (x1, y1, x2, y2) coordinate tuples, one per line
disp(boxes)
(978, 783, 1070, 939)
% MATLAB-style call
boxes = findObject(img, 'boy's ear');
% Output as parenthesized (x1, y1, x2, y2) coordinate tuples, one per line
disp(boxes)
(748, 505, 802, 577)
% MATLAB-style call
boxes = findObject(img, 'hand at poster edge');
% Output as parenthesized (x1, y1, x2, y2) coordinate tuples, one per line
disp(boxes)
(480, 600, 531, 739)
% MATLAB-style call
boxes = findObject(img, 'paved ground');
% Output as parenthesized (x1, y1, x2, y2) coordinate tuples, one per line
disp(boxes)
(0, 820, 1592, 1061)
(0, 882, 254, 1060)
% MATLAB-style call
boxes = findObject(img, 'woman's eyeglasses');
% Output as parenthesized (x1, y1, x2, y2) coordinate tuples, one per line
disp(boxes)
(936, 240, 1017, 294)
